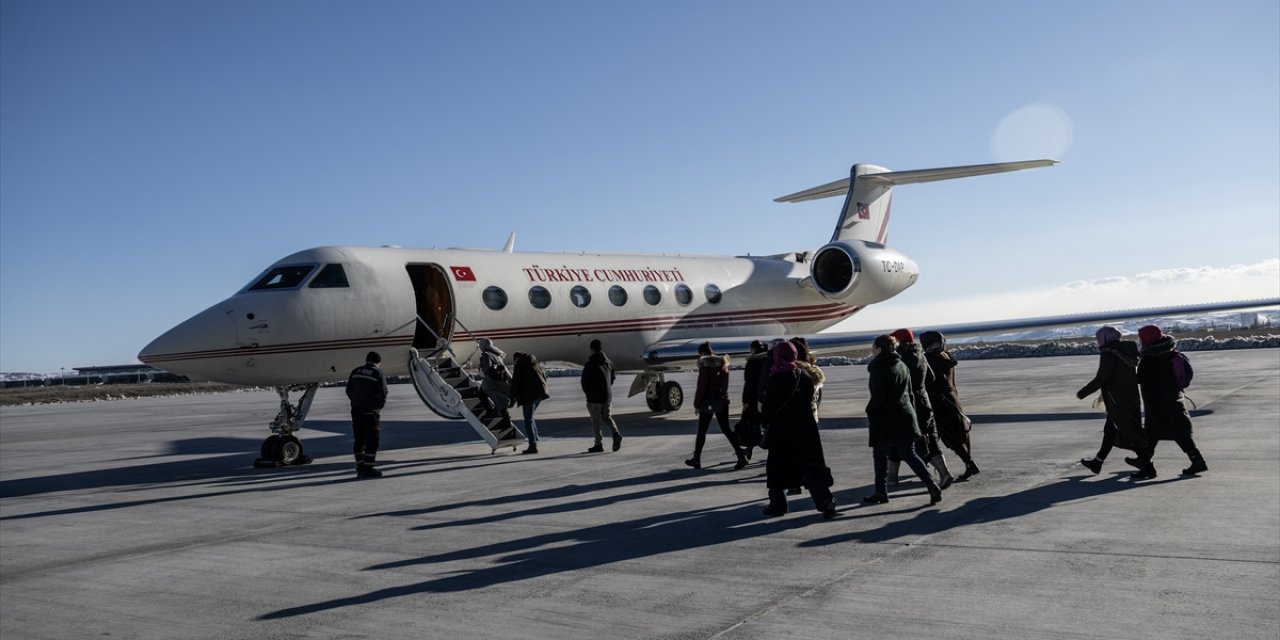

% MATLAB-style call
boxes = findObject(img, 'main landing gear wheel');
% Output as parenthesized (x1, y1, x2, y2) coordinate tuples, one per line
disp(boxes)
(646, 396, 663, 412)
(659, 380, 684, 411)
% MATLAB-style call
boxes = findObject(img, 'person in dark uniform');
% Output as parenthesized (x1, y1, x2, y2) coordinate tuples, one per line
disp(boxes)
(581, 339, 622, 453)
(864, 334, 942, 506)
(346, 351, 388, 479)
(1136, 325, 1207, 477)
(1076, 326, 1151, 475)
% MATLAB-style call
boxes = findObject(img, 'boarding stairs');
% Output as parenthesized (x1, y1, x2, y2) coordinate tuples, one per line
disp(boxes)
(407, 319, 525, 453)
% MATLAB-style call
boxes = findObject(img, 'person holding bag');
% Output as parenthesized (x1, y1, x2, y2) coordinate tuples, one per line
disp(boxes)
(686, 342, 749, 470)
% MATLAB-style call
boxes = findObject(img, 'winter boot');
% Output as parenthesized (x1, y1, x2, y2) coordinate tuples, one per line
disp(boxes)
(734, 451, 749, 470)
(1183, 456, 1208, 476)
(958, 460, 980, 480)
(522, 444, 539, 455)
(1080, 457, 1103, 474)
(930, 454, 955, 490)
(684, 457, 701, 469)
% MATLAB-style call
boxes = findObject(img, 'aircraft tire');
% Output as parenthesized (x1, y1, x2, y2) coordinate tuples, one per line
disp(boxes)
(260, 435, 281, 460)
(272, 435, 305, 465)
(646, 396, 663, 412)
(659, 381, 684, 412)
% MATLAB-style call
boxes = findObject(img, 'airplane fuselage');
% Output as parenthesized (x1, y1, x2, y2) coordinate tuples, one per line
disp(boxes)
(139, 244, 915, 385)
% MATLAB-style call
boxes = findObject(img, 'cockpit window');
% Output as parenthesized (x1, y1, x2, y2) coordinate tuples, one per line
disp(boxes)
(248, 265, 315, 291)
(308, 264, 349, 288)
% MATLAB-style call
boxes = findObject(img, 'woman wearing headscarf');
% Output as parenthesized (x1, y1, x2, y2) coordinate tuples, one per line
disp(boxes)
(1076, 326, 1150, 475)
(888, 328, 954, 490)
(761, 341, 836, 519)
(920, 330, 980, 480)
(686, 342, 748, 470)
(864, 334, 942, 506)
(476, 337, 514, 432)
(1136, 325, 1207, 477)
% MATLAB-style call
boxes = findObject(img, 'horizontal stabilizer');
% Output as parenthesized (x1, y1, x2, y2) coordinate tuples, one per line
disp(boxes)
(774, 159, 1057, 203)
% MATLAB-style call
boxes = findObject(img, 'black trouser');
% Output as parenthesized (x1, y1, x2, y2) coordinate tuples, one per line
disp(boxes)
(692, 408, 742, 461)
(1094, 418, 1118, 460)
(1152, 434, 1204, 462)
(352, 410, 381, 468)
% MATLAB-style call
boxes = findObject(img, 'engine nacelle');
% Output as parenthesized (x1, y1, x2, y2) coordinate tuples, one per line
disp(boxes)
(809, 241, 919, 305)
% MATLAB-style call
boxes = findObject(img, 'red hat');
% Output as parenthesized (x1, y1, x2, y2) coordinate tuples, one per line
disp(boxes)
(1138, 325, 1163, 348)
(891, 328, 915, 344)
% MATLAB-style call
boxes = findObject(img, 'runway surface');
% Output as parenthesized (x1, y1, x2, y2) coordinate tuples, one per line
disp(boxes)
(2, 350, 1277, 639)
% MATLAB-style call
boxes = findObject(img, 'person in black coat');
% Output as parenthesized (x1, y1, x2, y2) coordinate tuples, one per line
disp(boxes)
(510, 351, 550, 455)
(1076, 326, 1151, 475)
(346, 351, 388, 479)
(864, 334, 942, 505)
(889, 328, 954, 489)
(1136, 325, 1207, 476)
(761, 341, 836, 519)
(920, 331, 980, 480)
(687, 342, 748, 470)
(581, 339, 622, 453)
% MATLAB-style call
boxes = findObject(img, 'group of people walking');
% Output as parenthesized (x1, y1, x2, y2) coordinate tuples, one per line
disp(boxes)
(1076, 324, 1207, 479)
(343, 324, 1205, 522)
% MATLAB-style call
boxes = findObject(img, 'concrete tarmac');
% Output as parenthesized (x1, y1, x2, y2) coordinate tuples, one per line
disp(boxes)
(2, 350, 1277, 640)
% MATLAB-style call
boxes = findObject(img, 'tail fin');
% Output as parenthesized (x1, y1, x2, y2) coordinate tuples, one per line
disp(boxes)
(775, 159, 1056, 244)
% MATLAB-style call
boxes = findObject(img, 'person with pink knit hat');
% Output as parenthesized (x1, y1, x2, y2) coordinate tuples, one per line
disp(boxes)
(1134, 325, 1207, 477)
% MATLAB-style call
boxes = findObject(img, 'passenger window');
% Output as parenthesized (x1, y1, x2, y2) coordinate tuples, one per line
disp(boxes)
(643, 285, 661, 305)
(674, 284, 692, 306)
(571, 285, 591, 308)
(309, 264, 350, 288)
(705, 283, 722, 304)
(248, 265, 315, 291)
(528, 286, 551, 309)
(608, 285, 628, 307)
(483, 286, 508, 310)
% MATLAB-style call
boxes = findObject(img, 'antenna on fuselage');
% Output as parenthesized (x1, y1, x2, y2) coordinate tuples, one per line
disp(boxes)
(503, 232, 516, 253)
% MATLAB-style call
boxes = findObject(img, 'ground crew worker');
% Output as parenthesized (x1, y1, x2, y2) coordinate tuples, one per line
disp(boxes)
(347, 351, 388, 478)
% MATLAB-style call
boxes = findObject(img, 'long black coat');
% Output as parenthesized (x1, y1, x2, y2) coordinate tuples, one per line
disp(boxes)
(896, 342, 936, 434)
(865, 351, 920, 447)
(1076, 340, 1146, 450)
(1137, 337, 1194, 440)
(762, 368, 829, 490)
(924, 350, 967, 448)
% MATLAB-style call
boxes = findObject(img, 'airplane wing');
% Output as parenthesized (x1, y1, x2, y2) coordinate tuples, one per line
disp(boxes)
(641, 296, 1280, 366)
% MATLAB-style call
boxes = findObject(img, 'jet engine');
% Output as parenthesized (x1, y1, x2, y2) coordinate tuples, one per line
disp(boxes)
(808, 240, 919, 305)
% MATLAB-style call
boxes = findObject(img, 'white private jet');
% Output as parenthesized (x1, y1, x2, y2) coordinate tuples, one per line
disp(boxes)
(138, 159, 1279, 465)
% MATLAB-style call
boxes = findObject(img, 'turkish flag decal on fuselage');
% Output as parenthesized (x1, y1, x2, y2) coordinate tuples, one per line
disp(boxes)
(450, 266, 476, 281)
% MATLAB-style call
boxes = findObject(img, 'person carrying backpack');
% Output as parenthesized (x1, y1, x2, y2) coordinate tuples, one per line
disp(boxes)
(1076, 326, 1152, 476)
(1135, 325, 1208, 476)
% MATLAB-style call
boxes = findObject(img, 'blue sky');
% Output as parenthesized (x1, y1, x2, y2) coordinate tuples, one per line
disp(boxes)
(2, 0, 1277, 373)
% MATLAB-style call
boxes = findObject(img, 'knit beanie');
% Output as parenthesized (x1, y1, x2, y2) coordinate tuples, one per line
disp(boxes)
(1137, 325, 1163, 348)
(890, 328, 915, 344)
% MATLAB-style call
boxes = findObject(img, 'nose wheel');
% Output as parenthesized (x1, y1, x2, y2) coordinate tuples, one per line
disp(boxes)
(253, 384, 318, 468)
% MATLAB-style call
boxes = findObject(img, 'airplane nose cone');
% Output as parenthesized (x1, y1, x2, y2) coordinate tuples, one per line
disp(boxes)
(138, 304, 237, 379)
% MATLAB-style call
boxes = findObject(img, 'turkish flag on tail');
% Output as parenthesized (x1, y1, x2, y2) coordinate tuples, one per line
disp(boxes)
(450, 266, 476, 281)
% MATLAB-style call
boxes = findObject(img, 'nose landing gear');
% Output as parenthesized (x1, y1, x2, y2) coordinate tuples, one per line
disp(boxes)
(253, 384, 318, 468)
